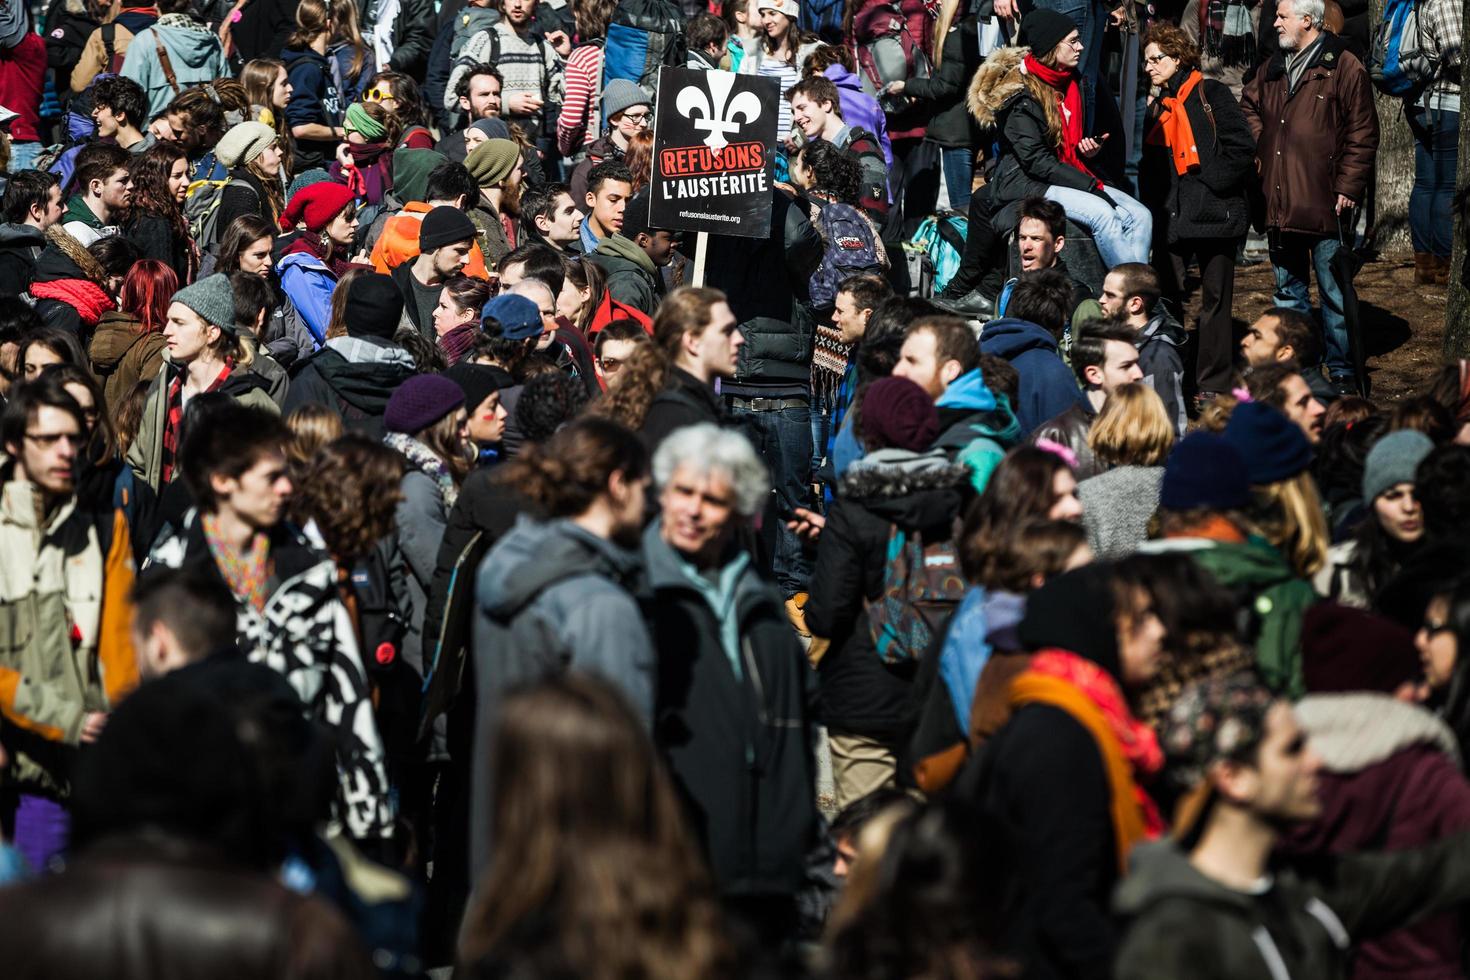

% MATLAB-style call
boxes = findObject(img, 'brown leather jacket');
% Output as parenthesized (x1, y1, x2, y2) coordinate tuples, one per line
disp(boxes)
(1241, 30, 1380, 238)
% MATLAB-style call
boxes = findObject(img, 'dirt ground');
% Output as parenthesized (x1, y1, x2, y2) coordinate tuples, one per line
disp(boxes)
(1224, 252, 1447, 403)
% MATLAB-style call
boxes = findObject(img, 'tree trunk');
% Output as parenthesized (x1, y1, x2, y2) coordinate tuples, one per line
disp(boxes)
(1372, 0, 1416, 252)
(1446, 0, 1470, 356)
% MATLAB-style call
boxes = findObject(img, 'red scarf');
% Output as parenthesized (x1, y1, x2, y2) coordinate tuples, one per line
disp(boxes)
(1028, 649, 1166, 838)
(29, 278, 113, 327)
(1023, 54, 1098, 187)
(1147, 70, 1205, 175)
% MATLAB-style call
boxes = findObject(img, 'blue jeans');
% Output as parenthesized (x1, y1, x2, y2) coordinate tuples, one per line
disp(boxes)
(1045, 183, 1153, 266)
(1406, 105, 1458, 258)
(731, 402, 812, 598)
(1269, 232, 1351, 378)
(940, 146, 972, 211)
(9, 141, 41, 173)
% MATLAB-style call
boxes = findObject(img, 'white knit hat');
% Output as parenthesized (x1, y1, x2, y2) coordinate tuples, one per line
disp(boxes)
(757, 0, 799, 17)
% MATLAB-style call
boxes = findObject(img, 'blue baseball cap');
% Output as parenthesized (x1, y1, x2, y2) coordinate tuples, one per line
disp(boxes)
(483, 293, 542, 341)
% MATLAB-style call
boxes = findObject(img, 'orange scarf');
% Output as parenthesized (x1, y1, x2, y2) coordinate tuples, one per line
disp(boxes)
(1009, 651, 1163, 871)
(1148, 70, 1205, 176)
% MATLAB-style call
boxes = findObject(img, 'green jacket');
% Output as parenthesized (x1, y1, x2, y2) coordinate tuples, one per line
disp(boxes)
(1115, 834, 1470, 980)
(1139, 536, 1316, 699)
(62, 195, 104, 231)
(590, 233, 662, 317)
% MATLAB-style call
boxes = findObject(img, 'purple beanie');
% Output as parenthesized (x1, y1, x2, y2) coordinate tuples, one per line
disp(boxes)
(384, 374, 465, 434)
(860, 376, 940, 451)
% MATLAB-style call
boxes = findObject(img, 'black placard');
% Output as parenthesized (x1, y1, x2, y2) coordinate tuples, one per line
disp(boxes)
(649, 67, 779, 239)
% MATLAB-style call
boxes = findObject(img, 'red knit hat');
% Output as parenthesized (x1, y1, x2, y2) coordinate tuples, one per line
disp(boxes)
(279, 181, 357, 234)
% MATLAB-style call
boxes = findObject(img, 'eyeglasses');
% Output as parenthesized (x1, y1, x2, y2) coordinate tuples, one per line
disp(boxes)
(598, 356, 625, 374)
(620, 111, 652, 125)
(1144, 53, 1172, 65)
(1422, 618, 1454, 638)
(24, 431, 81, 448)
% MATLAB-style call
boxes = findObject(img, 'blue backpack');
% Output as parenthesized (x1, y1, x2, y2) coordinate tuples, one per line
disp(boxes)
(810, 200, 887, 309)
(603, 0, 686, 113)
(1370, 0, 1438, 96)
(801, 0, 846, 44)
(911, 211, 967, 294)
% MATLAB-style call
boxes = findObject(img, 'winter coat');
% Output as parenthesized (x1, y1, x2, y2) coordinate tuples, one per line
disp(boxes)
(371, 201, 492, 278)
(122, 212, 192, 285)
(969, 46, 1101, 209)
(1078, 466, 1163, 560)
(1114, 830, 1470, 980)
(388, 456, 452, 678)
(61, 194, 113, 248)
(1138, 535, 1317, 699)
(824, 65, 893, 166)
(277, 250, 339, 343)
(1137, 310, 1188, 436)
(806, 449, 971, 738)
(215, 167, 278, 234)
(1030, 397, 1100, 479)
(467, 201, 512, 267)
(1280, 694, 1470, 980)
(980, 317, 1082, 435)
(126, 359, 281, 492)
(0, 222, 46, 296)
(146, 514, 394, 840)
(0, 33, 46, 144)
(589, 233, 662, 318)
(120, 14, 228, 121)
(1140, 73, 1255, 243)
(281, 46, 343, 171)
(258, 289, 315, 370)
(45, 0, 103, 95)
(88, 312, 168, 410)
(642, 521, 818, 898)
(0, 465, 137, 796)
(383, 0, 435, 76)
(282, 335, 418, 439)
(68, 9, 156, 95)
(903, 20, 981, 149)
(1240, 31, 1380, 236)
(639, 367, 727, 453)
(469, 515, 655, 880)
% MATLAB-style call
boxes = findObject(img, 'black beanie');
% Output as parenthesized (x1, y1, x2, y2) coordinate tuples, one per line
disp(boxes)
(1017, 563, 1121, 679)
(418, 205, 478, 252)
(345, 272, 406, 340)
(1020, 9, 1079, 58)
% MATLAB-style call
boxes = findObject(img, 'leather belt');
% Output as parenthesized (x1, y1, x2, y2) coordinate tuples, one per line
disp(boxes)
(729, 396, 809, 411)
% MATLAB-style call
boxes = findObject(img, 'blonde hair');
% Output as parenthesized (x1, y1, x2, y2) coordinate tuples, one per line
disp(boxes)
(824, 799, 918, 941)
(288, 0, 330, 48)
(1251, 472, 1330, 578)
(933, 0, 962, 67)
(329, 0, 370, 84)
(1088, 383, 1176, 468)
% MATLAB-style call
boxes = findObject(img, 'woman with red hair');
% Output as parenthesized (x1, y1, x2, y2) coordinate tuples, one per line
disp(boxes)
(87, 259, 178, 412)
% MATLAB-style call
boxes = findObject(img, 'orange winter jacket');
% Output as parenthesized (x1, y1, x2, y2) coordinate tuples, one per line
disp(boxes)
(370, 201, 491, 278)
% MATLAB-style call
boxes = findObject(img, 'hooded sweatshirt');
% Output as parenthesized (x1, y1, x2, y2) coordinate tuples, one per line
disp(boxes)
(1137, 310, 1188, 437)
(89, 312, 168, 410)
(980, 317, 1084, 435)
(282, 46, 343, 171)
(590, 233, 662, 317)
(932, 368, 1021, 494)
(281, 335, 417, 439)
(824, 64, 893, 166)
(119, 13, 228, 120)
(0, 222, 46, 295)
(469, 515, 653, 881)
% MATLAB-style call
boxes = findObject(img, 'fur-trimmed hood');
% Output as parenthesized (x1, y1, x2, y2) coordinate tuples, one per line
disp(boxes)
(839, 448, 972, 502)
(1295, 693, 1461, 772)
(32, 225, 107, 285)
(968, 46, 1032, 128)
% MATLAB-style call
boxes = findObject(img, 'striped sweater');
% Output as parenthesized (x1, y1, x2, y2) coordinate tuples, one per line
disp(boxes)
(556, 42, 603, 155)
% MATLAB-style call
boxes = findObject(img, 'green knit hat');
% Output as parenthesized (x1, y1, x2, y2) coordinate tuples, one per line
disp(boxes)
(392, 147, 448, 204)
(172, 274, 238, 334)
(465, 138, 520, 188)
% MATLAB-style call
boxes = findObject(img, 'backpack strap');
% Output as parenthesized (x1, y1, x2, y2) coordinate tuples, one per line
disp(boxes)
(101, 22, 115, 67)
(154, 32, 181, 95)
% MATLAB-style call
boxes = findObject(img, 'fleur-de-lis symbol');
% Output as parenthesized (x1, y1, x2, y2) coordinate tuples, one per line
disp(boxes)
(676, 71, 763, 152)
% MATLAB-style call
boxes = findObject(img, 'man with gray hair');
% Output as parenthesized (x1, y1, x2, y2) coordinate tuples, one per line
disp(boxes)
(640, 423, 817, 942)
(1241, 0, 1379, 397)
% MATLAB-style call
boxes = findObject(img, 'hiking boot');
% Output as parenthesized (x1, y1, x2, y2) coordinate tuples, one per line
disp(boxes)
(785, 592, 812, 638)
(1434, 254, 1451, 286)
(935, 289, 996, 319)
(1415, 252, 1436, 285)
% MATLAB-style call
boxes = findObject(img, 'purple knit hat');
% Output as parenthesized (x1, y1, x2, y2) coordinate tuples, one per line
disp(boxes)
(860, 376, 939, 451)
(384, 375, 465, 434)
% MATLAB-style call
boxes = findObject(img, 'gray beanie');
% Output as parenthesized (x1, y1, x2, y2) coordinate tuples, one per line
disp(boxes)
(1361, 429, 1435, 503)
(601, 79, 652, 121)
(171, 274, 238, 334)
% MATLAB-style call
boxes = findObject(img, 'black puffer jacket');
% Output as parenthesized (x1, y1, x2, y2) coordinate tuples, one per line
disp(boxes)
(1141, 74, 1256, 243)
(805, 449, 972, 738)
(639, 367, 727, 452)
(904, 19, 982, 149)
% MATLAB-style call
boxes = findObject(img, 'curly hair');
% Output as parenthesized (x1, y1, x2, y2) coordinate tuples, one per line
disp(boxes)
(293, 435, 407, 564)
(1144, 23, 1203, 73)
(126, 141, 193, 263)
(799, 138, 860, 205)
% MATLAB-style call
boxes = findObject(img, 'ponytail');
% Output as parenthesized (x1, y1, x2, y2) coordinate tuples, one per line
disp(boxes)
(496, 417, 649, 517)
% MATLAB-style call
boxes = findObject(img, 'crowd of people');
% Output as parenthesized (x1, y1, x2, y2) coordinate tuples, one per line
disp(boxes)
(0, 0, 1469, 974)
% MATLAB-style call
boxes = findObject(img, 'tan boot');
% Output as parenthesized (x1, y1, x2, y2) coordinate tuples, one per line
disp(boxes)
(1414, 252, 1436, 284)
(1434, 254, 1451, 286)
(785, 591, 812, 638)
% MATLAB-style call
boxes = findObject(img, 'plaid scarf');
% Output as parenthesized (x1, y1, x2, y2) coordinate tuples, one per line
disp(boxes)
(811, 324, 853, 405)
(161, 362, 233, 484)
(202, 512, 272, 612)
(1200, 0, 1257, 67)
